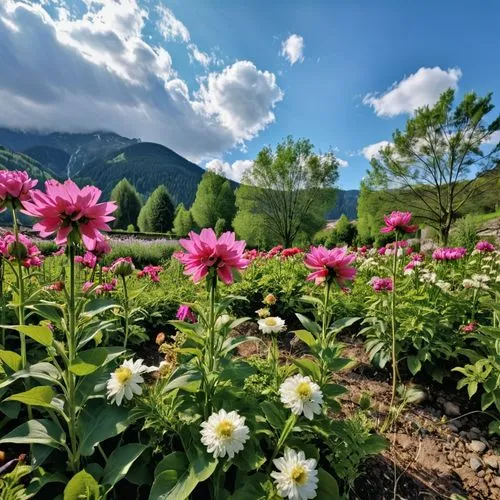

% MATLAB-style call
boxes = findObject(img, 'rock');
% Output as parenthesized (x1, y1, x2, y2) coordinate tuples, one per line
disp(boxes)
(480, 437, 489, 447)
(460, 430, 468, 439)
(469, 440, 487, 454)
(477, 470, 485, 478)
(470, 455, 483, 472)
(444, 401, 461, 417)
(448, 424, 459, 433)
(495, 476, 500, 488)
(484, 455, 499, 470)
(470, 426, 481, 434)
(468, 430, 480, 440)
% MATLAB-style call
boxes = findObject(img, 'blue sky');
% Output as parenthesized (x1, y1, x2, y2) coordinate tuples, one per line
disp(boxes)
(1, 0, 499, 189)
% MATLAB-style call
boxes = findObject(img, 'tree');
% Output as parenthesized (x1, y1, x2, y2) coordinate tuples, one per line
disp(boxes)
(173, 203, 194, 237)
(367, 89, 500, 243)
(239, 137, 339, 247)
(137, 185, 175, 233)
(191, 172, 236, 229)
(110, 178, 142, 229)
(326, 214, 357, 247)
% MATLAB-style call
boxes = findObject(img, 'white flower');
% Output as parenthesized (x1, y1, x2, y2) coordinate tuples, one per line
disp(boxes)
(462, 278, 476, 289)
(436, 280, 451, 292)
(271, 448, 319, 500)
(106, 358, 157, 405)
(258, 316, 286, 334)
(360, 257, 377, 270)
(419, 270, 436, 284)
(279, 374, 323, 420)
(215, 314, 232, 330)
(200, 409, 249, 459)
(256, 307, 271, 318)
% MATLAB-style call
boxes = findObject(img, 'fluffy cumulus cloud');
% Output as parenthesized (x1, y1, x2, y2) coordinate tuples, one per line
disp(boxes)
(280, 34, 304, 65)
(361, 141, 393, 161)
(0, 1, 283, 162)
(337, 158, 349, 168)
(206, 159, 254, 182)
(363, 67, 462, 117)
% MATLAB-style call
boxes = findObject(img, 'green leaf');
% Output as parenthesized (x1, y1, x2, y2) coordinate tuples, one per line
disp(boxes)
(83, 298, 119, 318)
(69, 347, 111, 376)
(293, 358, 321, 380)
(102, 444, 149, 489)
(0, 419, 65, 448)
(6, 386, 55, 408)
(295, 313, 321, 334)
(0, 349, 22, 371)
(26, 471, 67, 497)
(323, 383, 348, 399)
(78, 402, 131, 456)
(317, 468, 340, 500)
(468, 381, 478, 398)
(260, 401, 285, 429)
(329, 316, 361, 332)
(293, 330, 316, 347)
(64, 470, 99, 500)
(164, 369, 202, 393)
(1, 324, 53, 346)
(327, 357, 350, 372)
(0, 362, 61, 390)
(407, 356, 422, 375)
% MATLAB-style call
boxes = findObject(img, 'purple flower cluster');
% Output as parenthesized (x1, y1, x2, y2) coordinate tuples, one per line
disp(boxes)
(432, 247, 467, 261)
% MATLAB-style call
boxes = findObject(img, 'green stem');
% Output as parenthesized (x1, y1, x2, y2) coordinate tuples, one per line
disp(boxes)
(321, 280, 331, 349)
(207, 275, 217, 372)
(121, 275, 129, 349)
(270, 335, 279, 390)
(268, 414, 298, 470)
(0, 258, 5, 347)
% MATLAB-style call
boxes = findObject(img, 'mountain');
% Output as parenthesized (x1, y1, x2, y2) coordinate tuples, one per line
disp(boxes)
(0, 128, 139, 176)
(23, 145, 70, 176)
(0, 146, 54, 183)
(327, 189, 359, 219)
(80, 142, 205, 207)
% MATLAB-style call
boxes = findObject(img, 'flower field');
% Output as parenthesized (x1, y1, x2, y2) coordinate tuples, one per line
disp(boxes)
(1, 172, 499, 499)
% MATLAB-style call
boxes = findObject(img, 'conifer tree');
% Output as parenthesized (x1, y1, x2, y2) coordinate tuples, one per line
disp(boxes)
(110, 178, 142, 229)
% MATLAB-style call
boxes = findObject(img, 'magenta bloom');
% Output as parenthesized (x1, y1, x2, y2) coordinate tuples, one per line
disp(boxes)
(92, 238, 112, 259)
(176, 304, 197, 323)
(82, 281, 94, 293)
(281, 247, 303, 259)
(52, 246, 66, 257)
(243, 249, 261, 261)
(22, 179, 116, 251)
(304, 246, 357, 286)
(381, 211, 418, 234)
(432, 247, 467, 261)
(110, 257, 135, 276)
(174, 229, 248, 284)
(137, 265, 163, 282)
(74, 251, 97, 269)
(461, 321, 478, 333)
(475, 241, 495, 253)
(47, 281, 65, 292)
(378, 246, 387, 256)
(370, 276, 394, 292)
(0, 232, 43, 268)
(95, 279, 117, 295)
(0, 170, 37, 211)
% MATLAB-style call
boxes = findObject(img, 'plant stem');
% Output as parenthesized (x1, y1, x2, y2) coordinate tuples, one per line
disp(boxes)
(0, 258, 5, 347)
(207, 275, 217, 372)
(321, 280, 331, 349)
(121, 275, 129, 349)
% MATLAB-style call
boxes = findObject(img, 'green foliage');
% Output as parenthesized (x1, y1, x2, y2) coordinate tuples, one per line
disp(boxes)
(173, 203, 194, 237)
(138, 185, 175, 233)
(191, 171, 236, 229)
(127, 224, 135, 232)
(0, 461, 32, 500)
(326, 214, 357, 247)
(214, 218, 226, 235)
(101, 239, 178, 268)
(110, 178, 142, 229)
(450, 214, 479, 250)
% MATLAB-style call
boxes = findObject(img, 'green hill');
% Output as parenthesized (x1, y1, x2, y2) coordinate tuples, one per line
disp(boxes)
(23, 145, 70, 176)
(0, 146, 54, 183)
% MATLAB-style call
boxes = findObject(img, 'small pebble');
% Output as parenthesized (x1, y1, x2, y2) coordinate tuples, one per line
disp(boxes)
(484, 455, 499, 470)
(448, 424, 459, 433)
(470, 455, 483, 472)
(469, 440, 487, 454)
(444, 401, 461, 417)
(477, 470, 485, 478)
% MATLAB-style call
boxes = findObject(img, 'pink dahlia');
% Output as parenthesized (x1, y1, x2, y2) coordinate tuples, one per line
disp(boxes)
(381, 211, 418, 234)
(281, 247, 303, 259)
(176, 304, 197, 323)
(0, 170, 37, 211)
(22, 179, 116, 251)
(475, 240, 495, 253)
(95, 278, 117, 295)
(137, 265, 163, 282)
(74, 251, 97, 269)
(174, 229, 248, 284)
(0, 232, 43, 268)
(304, 245, 357, 286)
(370, 276, 394, 292)
(432, 247, 467, 261)
(461, 321, 478, 333)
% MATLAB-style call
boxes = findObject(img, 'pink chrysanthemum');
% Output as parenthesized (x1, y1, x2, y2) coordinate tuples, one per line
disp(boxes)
(461, 321, 478, 333)
(0, 232, 44, 268)
(74, 251, 97, 269)
(22, 179, 116, 251)
(432, 247, 467, 261)
(380, 211, 418, 234)
(0, 170, 37, 211)
(137, 265, 163, 282)
(176, 304, 197, 323)
(174, 229, 248, 284)
(304, 246, 357, 286)
(475, 241, 495, 253)
(370, 276, 394, 292)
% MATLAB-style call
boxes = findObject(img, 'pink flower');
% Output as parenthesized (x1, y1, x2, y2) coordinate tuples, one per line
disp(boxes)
(475, 241, 495, 253)
(304, 246, 357, 286)
(378, 246, 387, 255)
(0, 232, 43, 268)
(370, 276, 394, 292)
(461, 321, 477, 333)
(411, 253, 424, 262)
(95, 278, 117, 295)
(110, 257, 135, 276)
(52, 246, 66, 257)
(266, 245, 283, 258)
(243, 249, 260, 261)
(22, 179, 117, 251)
(92, 238, 112, 259)
(281, 247, 303, 259)
(358, 246, 368, 255)
(82, 281, 94, 293)
(137, 265, 163, 282)
(174, 229, 248, 284)
(102, 266, 110, 273)
(47, 281, 65, 292)
(74, 251, 97, 269)
(176, 304, 197, 323)
(380, 211, 418, 234)
(0, 170, 37, 211)
(432, 247, 467, 261)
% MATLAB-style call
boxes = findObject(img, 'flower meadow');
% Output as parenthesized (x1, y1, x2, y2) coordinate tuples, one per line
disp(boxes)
(0, 171, 499, 499)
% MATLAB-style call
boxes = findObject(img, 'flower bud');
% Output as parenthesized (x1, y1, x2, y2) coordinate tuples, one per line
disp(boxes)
(156, 332, 166, 345)
(263, 293, 277, 305)
(110, 257, 135, 277)
(7, 240, 28, 260)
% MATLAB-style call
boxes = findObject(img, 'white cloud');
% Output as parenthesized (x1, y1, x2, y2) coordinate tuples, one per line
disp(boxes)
(337, 158, 349, 168)
(0, 1, 283, 163)
(188, 43, 211, 67)
(361, 141, 393, 161)
(156, 4, 190, 43)
(363, 67, 462, 117)
(280, 34, 304, 65)
(483, 130, 500, 145)
(206, 159, 254, 182)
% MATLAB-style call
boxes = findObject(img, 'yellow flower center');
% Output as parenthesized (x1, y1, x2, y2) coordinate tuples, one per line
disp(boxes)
(115, 366, 133, 385)
(296, 381, 312, 400)
(215, 420, 234, 439)
(264, 317, 277, 326)
(291, 465, 308, 485)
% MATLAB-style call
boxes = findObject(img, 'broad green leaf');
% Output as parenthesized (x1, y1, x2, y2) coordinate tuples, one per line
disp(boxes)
(1, 325, 53, 346)
(6, 386, 55, 408)
(164, 369, 202, 393)
(407, 356, 422, 375)
(293, 329, 316, 347)
(27, 303, 63, 323)
(26, 470, 67, 496)
(329, 316, 361, 332)
(102, 444, 148, 489)
(327, 357, 350, 372)
(155, 452, 189, 477)
(293, 358, 321, 380)
(64, 470, 99, 500)
(317, 468, 340, 500)
(0, 362, 61, 390)
(69, 347, 109, 376)
(323, 383, 348, 399)
(83, 298, 119, 318)
(0, 349, 22, 371)
(295, 313, 321, 334)
(0, 419, 65, 448)
(260, 401, 285, 429)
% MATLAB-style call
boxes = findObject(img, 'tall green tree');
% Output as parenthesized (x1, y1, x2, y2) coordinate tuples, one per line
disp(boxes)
(137, 185, 175, 233)
(191, 171, 236, 229)
(173, 203, 194, 237)
(239, 136, 339, 247)
(110, 178, 142, 229)
(367, 89, 500, 243)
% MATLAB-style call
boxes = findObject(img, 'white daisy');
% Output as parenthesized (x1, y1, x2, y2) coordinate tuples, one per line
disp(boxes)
(271, 448, 319, 500)
(472, 274, 490, 289)
(462, 278, 476, 289)
(258, 316, 286, 334)
(435, 280, 451, 292)
(200, 409, 250, 459)
(279, 374, 323, 420)
(106, 358, 157, 406)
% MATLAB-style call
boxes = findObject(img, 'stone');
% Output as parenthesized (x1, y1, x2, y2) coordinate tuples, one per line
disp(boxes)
(470, 455, 483, 472)
(444, 401, 460, 417)
(484, 455, 499, 470)
(470, 426, 481, 434)
(477, 470, 485, 478)
(469, 440, 487, 454)
(494, 476, 500, 488)
(468, 430, 480, 440)
(448, 424, 459, 433)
